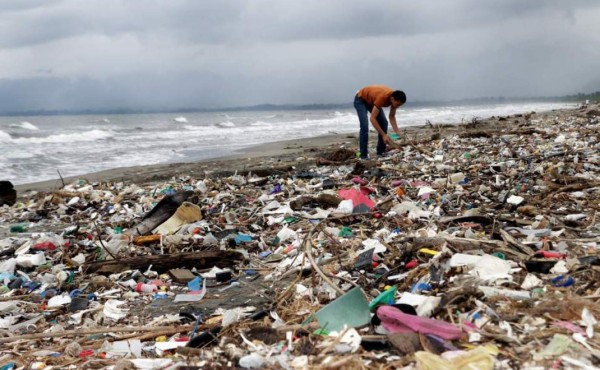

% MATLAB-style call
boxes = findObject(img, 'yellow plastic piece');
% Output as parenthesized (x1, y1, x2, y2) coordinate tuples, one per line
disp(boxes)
(415, 347, 494, 370)
(418, 248, 439, 256)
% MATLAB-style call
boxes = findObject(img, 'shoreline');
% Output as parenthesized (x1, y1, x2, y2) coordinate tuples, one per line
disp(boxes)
(15, 105, 575, 194)
(16, 133, 355, 193)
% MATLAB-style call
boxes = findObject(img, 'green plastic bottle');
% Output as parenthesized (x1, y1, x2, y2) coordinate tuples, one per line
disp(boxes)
(10, 223, 28, 233)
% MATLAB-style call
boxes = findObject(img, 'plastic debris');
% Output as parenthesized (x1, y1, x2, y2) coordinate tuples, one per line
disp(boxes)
(311, 287, 371, 332)
(0, 104, 598, 368)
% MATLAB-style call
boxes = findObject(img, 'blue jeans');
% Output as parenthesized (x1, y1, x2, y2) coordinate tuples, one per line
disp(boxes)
(354, 94, 388, 158)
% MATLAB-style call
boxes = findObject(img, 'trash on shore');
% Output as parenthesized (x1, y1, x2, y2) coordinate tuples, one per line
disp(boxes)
(0, 103, 599, 368)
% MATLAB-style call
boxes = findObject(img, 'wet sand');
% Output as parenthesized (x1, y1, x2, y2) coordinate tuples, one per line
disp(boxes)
(16, 133, 356, 193)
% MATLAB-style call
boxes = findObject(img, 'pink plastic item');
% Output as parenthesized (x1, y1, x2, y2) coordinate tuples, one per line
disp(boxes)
(377, 305, 464, 340)
(552, 321, 585, 334)
(352, 177, 368, 185)
(359, 186, 375, 195)
(338, 188, 375, 211)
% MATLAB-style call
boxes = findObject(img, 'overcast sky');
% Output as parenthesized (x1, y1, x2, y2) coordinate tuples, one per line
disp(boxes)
(0, 0, 599, 111)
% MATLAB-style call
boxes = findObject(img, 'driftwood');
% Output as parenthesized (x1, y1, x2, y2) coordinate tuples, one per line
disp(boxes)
(316, 157, 348, 166)
(0, 325, 192, 344)
(442, 236, 530, 260)
(396, 236, 532, 260)
(439, 215, 494, 225)
(499, 229, 535, 256)
(83, 250, 245, 274)
(388, 140, 433, 156)
(544, 180, 600, 195)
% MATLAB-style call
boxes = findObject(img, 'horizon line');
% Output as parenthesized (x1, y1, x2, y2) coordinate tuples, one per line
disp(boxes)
(0, 92, 596, 117)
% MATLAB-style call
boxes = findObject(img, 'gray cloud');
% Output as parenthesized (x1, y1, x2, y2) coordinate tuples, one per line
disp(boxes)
(0, 0, 598, 111)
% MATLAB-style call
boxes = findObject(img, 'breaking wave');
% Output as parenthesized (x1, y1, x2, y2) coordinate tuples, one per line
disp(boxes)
(9, 121, 39, 130)
(0, 130, 11, 142)
(215, 121, 235, 128)
(10, 129, 114, 144)
(183, 125, 204, 131)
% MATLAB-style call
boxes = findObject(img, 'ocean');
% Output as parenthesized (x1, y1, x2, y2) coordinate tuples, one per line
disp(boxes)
(0, 101, 574, 185)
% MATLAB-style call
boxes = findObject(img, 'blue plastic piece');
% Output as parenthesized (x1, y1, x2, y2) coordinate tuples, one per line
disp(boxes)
(187, 276, 203, 291)
(40, 289, 58, 298)
(410, 282, 432, 293)
(551, 275, 574, 287)
(258, 251, 272, 259)
(0, 362, 16, 370)
(234, 234, 253, 244)
(23, 281, 41, 293)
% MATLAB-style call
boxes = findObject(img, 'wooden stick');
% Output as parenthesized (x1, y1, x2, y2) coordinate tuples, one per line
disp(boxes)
(0, 325, 190, 344)
(0, 295, 31, 302)
(83, 250, 244, 274)
(56, 169, 66, 188)
(93, 221, 118, 260)
(37, 325, 194, 355)
(81, 325, 194, 349)
(304, 224, 345, 296)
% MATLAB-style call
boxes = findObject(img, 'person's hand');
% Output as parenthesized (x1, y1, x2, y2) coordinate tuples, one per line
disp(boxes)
(383, 135, 393, 145)
(389, 132, 401, 140)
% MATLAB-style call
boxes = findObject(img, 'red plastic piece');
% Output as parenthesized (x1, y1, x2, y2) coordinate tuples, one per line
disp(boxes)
(32, 241, 57, 251)
(405, 259, 419, 269)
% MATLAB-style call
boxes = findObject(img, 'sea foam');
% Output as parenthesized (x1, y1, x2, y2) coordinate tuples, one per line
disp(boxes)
(9, 121, 39, 130)
(10, 129, 114, 144)
(0, 130, 12, 142)
(215, 121, 235, 128)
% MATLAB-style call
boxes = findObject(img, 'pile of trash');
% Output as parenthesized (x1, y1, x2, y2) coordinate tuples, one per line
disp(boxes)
(0, 103, 600, 369)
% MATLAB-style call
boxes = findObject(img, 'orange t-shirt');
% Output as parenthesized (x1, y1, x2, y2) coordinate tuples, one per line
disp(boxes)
(357, 85, 393, 108)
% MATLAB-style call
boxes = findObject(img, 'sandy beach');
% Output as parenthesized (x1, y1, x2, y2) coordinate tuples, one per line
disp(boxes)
(3, 2, 600, 368)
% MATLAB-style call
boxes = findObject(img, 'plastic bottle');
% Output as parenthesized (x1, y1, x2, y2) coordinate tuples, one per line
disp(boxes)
(104, 237, 128, 257)
(135, 282, 158, 293)
(9, 224, 28, 233)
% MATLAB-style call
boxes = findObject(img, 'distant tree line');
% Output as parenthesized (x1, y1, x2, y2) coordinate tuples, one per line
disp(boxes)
(560, 91, 600, 102)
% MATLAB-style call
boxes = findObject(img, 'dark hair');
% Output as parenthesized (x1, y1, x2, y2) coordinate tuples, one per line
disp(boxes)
(392, 90, 406, 104)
